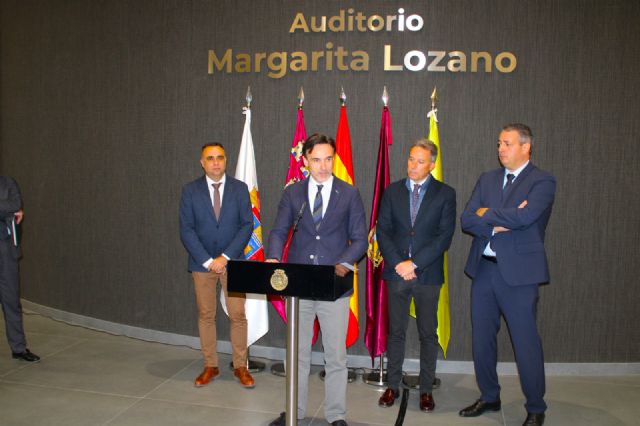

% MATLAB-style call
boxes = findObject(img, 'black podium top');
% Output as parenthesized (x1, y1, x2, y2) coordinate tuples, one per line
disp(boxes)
(227, 260, 353, 301)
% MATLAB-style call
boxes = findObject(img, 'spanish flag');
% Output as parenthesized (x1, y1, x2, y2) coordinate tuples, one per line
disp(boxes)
(333, 103, 359, 347)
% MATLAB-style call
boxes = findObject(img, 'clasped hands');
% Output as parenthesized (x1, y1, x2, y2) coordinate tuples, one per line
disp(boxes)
(208, 256, 228, 274)
(476, 200, 527, 233)
(395, 260, 417, 281)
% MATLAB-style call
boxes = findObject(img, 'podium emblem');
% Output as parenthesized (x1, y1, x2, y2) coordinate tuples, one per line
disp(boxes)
(270, 269, 288, 291)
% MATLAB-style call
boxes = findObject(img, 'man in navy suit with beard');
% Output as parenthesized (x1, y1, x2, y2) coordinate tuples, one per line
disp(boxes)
(459, 124, 556, 426)
(267, 133, 367, 426)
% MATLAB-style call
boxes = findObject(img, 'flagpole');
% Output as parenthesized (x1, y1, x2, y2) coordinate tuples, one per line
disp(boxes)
(319, 86, 357, 384)
(363, 86, 390, 387)
(402, 86, 442, 391)
(271, 87, 306, 380)
(230, 86, 266, 374)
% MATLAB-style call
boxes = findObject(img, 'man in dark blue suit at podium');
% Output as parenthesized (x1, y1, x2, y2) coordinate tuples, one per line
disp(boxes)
(459, 124, 556, 426)
(267, 133, 367, 426)
(179, 143, 255, 389)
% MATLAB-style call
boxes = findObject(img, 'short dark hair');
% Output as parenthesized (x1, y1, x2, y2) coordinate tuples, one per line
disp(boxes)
(303, 133, 336, 157)
(502, 123, 533, 145)
(201, 142, 225, 152)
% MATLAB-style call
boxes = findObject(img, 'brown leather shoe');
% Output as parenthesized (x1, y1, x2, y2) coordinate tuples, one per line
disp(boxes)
(420, 393, 435, 412)
(378, 388, 399, 407)
(194, 366, 219, 387)
(234, 367, 255, 388)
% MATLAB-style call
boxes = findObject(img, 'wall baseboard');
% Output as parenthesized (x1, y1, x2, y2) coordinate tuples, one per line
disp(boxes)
(23, 300, 640, 376)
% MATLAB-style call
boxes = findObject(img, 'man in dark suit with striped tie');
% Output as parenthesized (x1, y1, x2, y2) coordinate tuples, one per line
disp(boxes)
(267, 133, 367, 426)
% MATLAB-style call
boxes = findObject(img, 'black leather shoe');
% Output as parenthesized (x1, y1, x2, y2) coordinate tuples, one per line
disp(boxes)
(269, 412, 285, 426)
(459, 399, 501, 417)
(523, 412, 545, 426)
(331, 420, 348, 426)
(378, 388, 399, 407)
(11, 349, 40, 363)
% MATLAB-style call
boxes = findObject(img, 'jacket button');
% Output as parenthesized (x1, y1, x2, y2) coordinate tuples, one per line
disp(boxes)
(316, 235, 320, 240)
(309, 255, 314, 259)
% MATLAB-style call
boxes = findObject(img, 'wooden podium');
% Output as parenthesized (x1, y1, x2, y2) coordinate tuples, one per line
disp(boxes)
(227, 260, 353, 426)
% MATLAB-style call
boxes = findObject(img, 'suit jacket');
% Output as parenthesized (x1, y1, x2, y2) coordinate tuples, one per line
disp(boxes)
(179, 175, 253, 273)
(377, 177, 456, 285)
(461, 163, 556, 286)
(0, 176, 22, 257)
(0, 176, 22, 237)
(267, 177, 367, 294)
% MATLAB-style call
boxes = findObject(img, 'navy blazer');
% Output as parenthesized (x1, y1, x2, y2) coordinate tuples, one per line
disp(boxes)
(267, 177, 367, 274)
(377, 177, 456, 285)
(461, 163, 556, 286)
(179, 175, 253, 273)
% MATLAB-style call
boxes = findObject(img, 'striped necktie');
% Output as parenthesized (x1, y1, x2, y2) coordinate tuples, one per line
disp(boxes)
(312, 184, 323, 230)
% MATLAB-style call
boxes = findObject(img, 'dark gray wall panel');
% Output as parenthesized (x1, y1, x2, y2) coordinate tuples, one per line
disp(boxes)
(1, 0, 639, 362)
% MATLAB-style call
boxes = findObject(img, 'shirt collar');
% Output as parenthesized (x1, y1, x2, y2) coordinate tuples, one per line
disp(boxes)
(309, 175, 333, 190)
(206, 174, 226, 187)
(406, 174, 431, 190)
(505, 161, 529, 179)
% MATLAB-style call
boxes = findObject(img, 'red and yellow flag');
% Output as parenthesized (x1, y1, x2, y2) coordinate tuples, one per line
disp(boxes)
(333, 104, 359, 347)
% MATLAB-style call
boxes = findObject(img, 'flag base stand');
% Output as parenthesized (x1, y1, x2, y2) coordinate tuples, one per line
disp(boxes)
(271, 362, 286, 377)
(402, 375, 441, 390)
(318, 368, 357, 383)
(363, 354, 388, 386)
(362, 369, 388, 386)
(228, 358, 266, 373)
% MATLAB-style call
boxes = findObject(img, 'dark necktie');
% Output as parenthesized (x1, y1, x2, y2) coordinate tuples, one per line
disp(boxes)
(312, 184, 323, 230)
(502, 173, 515, 201)
(212, 183, 221, 220)
(410, 183, 421, 226)
(504, 173, 515, 190)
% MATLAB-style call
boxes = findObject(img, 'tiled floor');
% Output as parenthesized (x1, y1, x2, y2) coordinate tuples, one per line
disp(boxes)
(1, 312, 638, 425)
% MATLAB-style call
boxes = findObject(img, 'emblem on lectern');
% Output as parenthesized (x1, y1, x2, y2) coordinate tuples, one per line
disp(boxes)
(270, 269, 288, 291)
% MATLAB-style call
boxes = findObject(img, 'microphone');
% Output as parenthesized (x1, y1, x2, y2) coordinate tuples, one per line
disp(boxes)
(281, 201, 307, 263)
(292, 201, 307, 233)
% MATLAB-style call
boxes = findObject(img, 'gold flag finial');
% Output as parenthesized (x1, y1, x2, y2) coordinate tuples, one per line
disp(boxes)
(382, 86, 389, 106)
(245, 86, 252, 108)
(298, 86, 305, 107)
(430, 86, 438, 110)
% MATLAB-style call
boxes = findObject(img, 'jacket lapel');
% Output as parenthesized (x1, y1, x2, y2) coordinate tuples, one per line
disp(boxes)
(502, 163, 534, 205)
(198, 177, 217, 221)
(218, 177, 233, 222)
(413, 178, 440, 226)
(321, 178, 343, 228)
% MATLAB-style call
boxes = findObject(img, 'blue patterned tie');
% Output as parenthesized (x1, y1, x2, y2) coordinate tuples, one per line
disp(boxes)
(312, 184, 323, 230)
(410, 183, 421, 226)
